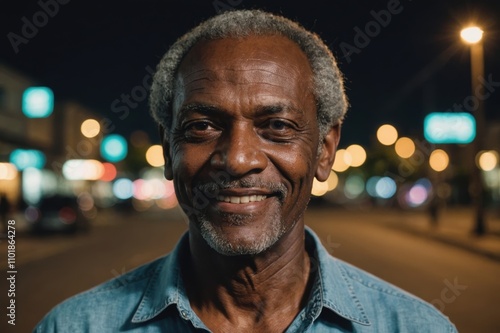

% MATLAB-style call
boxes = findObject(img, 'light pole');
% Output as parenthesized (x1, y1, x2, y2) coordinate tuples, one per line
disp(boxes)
(460, 26, 486, 235)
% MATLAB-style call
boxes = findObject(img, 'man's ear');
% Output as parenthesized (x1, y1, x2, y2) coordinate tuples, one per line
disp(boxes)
(315, 124, 341, 182)
(159, 125, 173, 180)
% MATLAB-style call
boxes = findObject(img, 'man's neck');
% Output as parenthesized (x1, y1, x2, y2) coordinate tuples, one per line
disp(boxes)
(184, 222, 312, 332)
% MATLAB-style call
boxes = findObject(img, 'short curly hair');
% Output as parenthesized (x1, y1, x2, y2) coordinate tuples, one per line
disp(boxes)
(149, 9, 348, 140)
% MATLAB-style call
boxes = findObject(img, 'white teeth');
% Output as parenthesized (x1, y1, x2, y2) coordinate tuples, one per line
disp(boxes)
(216, 195, 267, 203)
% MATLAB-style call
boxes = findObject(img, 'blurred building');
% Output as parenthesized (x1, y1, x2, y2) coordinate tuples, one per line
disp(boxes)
(0, 63, 100, 207)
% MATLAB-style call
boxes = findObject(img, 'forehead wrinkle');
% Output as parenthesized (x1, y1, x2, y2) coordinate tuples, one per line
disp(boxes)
(181, 57, 304, 80)
(182, 67, 295, 84)
(181, 72, 302, 95)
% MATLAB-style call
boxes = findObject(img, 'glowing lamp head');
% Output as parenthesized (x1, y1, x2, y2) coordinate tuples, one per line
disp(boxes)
(460, 26, 483, 44)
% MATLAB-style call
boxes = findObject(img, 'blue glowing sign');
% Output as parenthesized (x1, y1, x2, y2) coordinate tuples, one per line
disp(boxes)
(101, 134, 128, 162)
(424, 112, 476, 144)
(22, 87, 54, 118)
(9, 149, 46, 170)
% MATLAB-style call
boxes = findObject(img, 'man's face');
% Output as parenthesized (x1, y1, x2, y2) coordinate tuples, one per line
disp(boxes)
(164, 35, 338, 256)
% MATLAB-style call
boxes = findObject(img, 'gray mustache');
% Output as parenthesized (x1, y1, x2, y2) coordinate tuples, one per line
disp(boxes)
(195, 179, 288, 199)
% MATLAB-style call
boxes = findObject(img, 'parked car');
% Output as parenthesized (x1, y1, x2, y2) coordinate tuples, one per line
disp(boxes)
(27, 195, 90, 234)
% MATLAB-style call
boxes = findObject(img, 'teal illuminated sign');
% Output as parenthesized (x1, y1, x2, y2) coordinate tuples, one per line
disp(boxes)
(424, 112, 476, 144)
(22, 87, 54, 118)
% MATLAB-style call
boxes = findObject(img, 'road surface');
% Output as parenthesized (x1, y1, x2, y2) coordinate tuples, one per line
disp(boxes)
(1, 207, 499, 332)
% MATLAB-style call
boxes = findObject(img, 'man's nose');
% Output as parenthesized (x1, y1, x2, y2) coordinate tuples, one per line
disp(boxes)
(210, 123, 268, 177)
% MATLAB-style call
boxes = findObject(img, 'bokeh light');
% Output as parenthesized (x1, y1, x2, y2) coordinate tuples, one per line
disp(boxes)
(81, 119, 101, 138)
(326, 171, 339, 191)
(113, 178, 134, 200)
(346, 144, 366, 167)
(311, 177, 329, 196)
(429, 149, 449, 172)
(366, 176, 380, 198)
(9, 149, 46, 170)
(62, 159, 104, 180)
(133, 178, 168, 201)
(476, 150, 498, 171)
(405, 184, 429, 207)
(395, 137, 415, 158)
(332, 149, 352, 172)
(375, 177, 397, 199)
(100, 163, 117, 182)
(156, 180, 178, 209)
(101, 134, 128, 163)
(344, 175, 365, 199)
(146, 145, 164, 167)
(377, 124, 398, 146)
(0, 163, 18, 180)
(22, 167, 42, 204)
(22, 87, 54, 118)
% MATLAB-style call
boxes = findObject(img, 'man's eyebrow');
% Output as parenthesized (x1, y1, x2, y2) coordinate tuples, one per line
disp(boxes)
(256, 103, 302, 115)
(178, 102, 302, 117)
(178, 103, 224, 116)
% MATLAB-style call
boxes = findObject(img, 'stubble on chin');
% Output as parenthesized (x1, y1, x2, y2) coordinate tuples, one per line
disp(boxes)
(196, 210, 286, 256)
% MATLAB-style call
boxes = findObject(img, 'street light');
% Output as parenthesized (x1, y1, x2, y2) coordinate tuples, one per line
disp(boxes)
(460, 27, 483, 44)
(460, 25, 486, 235)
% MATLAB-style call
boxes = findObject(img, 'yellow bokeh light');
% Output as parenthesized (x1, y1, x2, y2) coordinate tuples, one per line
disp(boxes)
(395, 137, 415, 158)
(311, 177, 329, 196)
(346, 144, 366, 167)
(460, 26, 483, 44)
(146, 145, 164, 167)
(0, 163, 18, 180)
(332, 149, 352, 172)
(81, 119, 100, 138)
(477, 150, 498, 171)
(377, 124, 398, 146)
(429, 149, 449, 172)
(326, 171, 339, 191)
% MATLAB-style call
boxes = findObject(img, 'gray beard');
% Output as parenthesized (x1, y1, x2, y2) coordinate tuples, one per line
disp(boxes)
(190, 179, 289, 256)
(197, 210, 287, 256)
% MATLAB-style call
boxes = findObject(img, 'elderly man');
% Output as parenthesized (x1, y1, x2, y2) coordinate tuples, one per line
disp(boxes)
(35, 10, 456, 332)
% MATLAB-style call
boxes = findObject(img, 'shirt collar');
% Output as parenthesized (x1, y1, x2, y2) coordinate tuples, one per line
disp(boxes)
(131, 228, 371, 326)
(305, 226, 371, 326)
(131, 232, 190, 323)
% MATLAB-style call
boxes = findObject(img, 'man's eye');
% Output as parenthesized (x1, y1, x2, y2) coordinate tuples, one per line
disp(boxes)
(269, 119, 289, 131)
(189, 122, 210, 131)
(181, 121, 220, 141)
(185, 121, 212, 132)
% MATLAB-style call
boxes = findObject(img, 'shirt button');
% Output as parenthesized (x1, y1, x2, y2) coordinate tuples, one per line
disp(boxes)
(180, 310, 188, 319)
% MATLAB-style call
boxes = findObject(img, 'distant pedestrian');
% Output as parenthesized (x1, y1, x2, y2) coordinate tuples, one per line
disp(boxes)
(429, 195, 439, 226)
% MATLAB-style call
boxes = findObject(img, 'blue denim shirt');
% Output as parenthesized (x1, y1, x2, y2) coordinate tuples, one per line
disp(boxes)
(34, 227, 457, 332)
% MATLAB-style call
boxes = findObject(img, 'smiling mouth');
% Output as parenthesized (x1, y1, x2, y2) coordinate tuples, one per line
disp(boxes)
(216, 195, 268, 204)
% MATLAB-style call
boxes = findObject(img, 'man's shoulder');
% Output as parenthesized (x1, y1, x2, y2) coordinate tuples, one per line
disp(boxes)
(330, 257, 456, 331)
(33, 255, 168, 332)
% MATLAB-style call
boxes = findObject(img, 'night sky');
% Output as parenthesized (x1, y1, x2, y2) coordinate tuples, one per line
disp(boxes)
(2, 0, 499, 148)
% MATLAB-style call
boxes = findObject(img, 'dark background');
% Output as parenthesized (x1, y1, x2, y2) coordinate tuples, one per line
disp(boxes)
(1, 0, 499, 147)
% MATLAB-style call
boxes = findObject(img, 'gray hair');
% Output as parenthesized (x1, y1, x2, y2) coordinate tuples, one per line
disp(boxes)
(149, 9, 348, 140)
